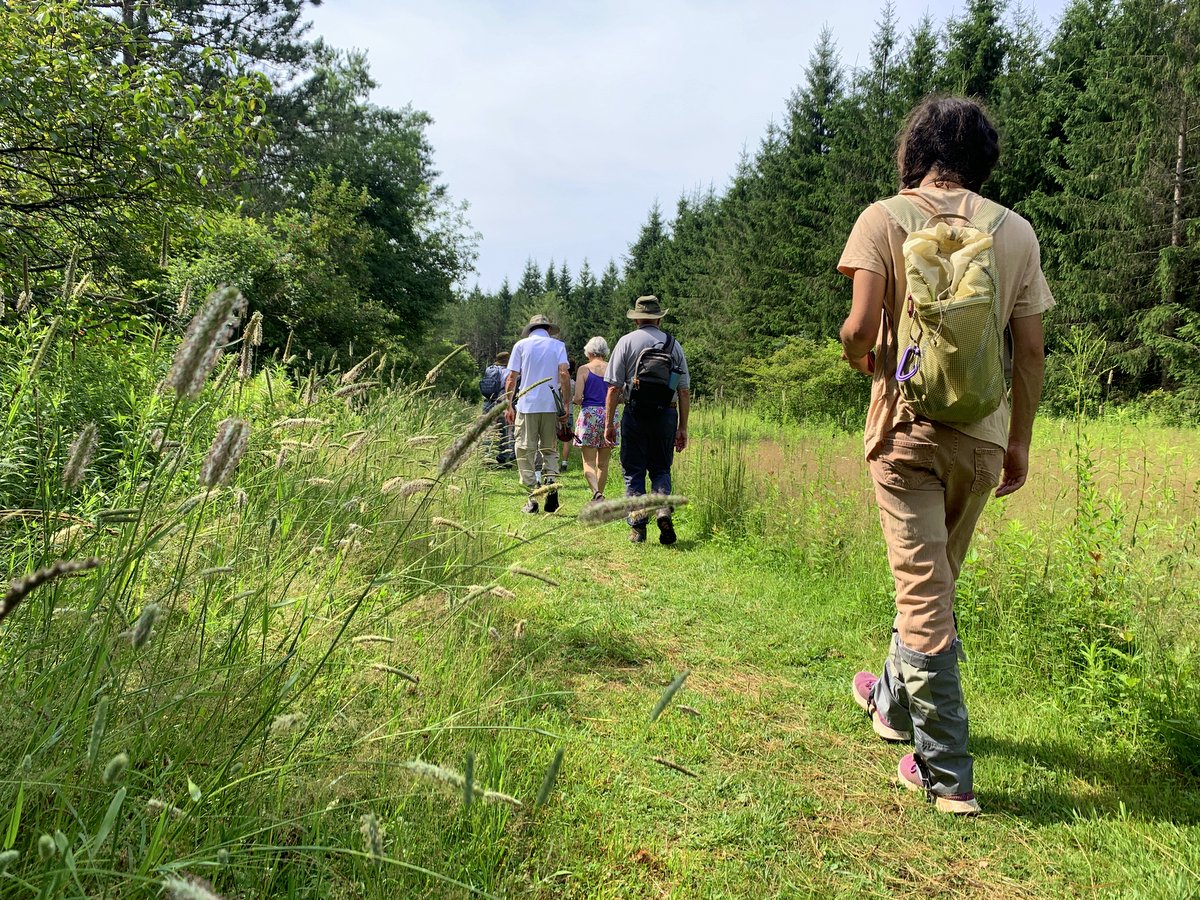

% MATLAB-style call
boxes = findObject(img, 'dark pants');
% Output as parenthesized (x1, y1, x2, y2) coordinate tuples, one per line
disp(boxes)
(620, 407, 676, 526)
(483, 399, 514, 462)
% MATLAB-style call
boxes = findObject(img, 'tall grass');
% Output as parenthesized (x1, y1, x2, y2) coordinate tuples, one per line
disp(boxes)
(0, 294, 564, 896)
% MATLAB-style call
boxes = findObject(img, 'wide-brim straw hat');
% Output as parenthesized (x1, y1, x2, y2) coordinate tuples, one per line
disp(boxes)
(626, 294, 670, 320)
(521, 314, 560, 337)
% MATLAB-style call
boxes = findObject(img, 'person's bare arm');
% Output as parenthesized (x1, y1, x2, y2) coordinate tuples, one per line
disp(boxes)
(573, 366, 586, 407)
(604, 385, 622, 446)
(996, 313, 1045, 498)
(675, 387, 690, 451)
(840, 269, 885, 374)
(558, 362, 571, 414)
(503, 370, 519, 424)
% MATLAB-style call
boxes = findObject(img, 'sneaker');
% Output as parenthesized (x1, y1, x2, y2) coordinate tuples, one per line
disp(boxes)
(897, 753, 981, 815)
(657, 515, 677, 546)
(591, 491, 604, 502)
(851, 672, 913, 742)
(629, 523, 647, 543)
(543, 489, 560, 514)
(522, 498, 539, 514)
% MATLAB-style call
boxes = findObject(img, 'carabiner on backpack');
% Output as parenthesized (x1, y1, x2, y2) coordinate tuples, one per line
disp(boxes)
(896, 343, 921, 383)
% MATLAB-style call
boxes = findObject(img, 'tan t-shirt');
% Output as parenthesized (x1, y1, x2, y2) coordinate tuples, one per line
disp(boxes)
(837, 185, 1055, 457)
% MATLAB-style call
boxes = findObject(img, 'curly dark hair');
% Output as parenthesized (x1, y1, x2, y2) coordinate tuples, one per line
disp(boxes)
(896, 95, 1000, 193)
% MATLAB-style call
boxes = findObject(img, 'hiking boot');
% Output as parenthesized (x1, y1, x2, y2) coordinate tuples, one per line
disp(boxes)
(629, 523, 647, 543)
(657, 515, 677, 546)
(851, 672, 912, 742)
(522, 497, 539, 514)
(543, 489, 560, 514)
(897, 753, 981, 816)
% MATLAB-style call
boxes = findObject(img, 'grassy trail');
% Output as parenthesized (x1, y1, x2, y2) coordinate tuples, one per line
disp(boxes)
(473, 454, 1200, 899)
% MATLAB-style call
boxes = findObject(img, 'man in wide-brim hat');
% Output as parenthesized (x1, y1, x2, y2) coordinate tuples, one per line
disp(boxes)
(603, 295, 691, 545)
(503, 314, 571, 513)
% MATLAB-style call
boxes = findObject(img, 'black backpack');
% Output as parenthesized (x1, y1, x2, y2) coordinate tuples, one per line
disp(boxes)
(628, 333, 681, 411)
(479, 364, 504, 400)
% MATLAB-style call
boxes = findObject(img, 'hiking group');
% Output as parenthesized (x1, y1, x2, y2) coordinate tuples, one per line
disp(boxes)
(480, 295, 690, 545)
(478, 94, 1052, 814)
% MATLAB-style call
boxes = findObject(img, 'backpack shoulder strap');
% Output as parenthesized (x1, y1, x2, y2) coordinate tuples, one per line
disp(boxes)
(660, 332, 675, 355)
(971, 198, 1010, 235)
(878, 196, 926, 235)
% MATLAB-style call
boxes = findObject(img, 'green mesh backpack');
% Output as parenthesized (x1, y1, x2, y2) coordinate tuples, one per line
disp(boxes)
(880, 196, 1009, 424)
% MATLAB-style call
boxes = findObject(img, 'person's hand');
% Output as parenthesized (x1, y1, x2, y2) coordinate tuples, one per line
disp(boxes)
(504, 406, 515, 425)
(604, 422, 617, 447)
(675, 428, 688, 452)
(841, 348, 875, 374)
(995, 443, 1029, 498)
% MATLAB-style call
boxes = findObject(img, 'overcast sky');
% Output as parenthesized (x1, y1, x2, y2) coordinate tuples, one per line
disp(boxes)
(306, 0, 1071, 292)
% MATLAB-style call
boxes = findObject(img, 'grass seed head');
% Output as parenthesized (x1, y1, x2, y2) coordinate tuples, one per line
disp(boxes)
(199, 418, 250, 488)
(63, 422, 98, 490)
(146, 798, 185, 819)
(2, 557, 101, 625)
(238, 341, 253, 381)
(269, 713, 306, 735)
(359, 812, 385, 863)
(333, 381, 378, 399)
(368, 663, 419, 685)
(176, 281, 192, 317)
(87, 696, 110, 768)
(431, 517, 469, 534)
(508, 565, 559, 587)
(37, 834, 55, 860)
(163, 874, 223, 900)
(577, 493, 690, 526)
(103, 752, 129, 785)
(165, 285, 245, 400)
(244, 310, 263, 347)
(423, 344, 467, 386)
(383, 476, 433, 497)
(301, 370, 318, 406)
(0, 850, 18, 873)
(340, 351, 379, 385)
(130, 602, 160, 650)
(438, 401, 509, 477)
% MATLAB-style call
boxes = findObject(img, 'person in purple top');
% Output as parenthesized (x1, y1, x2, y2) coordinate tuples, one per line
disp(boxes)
(573, 337, 616, 500)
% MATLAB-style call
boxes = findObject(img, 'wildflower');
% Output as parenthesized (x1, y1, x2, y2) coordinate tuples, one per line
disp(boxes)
(37, 834, 55, 860)
(437, 401, 509, 477)
(163, 873, 223, 900)
(359, 812, 385, 863)
(164, 285, 245, 400)
(62, 423, 98, 490)
(129, 603, 160, 650)
(340, 352, 379, 386)
(577, 494, 689, 526)
(1, 557, 101, 625)
(103, 752, 128, 785)
(198, 418, 250, 488)
(87, 696, 109, 768)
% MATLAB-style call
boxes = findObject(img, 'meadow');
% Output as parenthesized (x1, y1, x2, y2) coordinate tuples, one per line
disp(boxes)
(1, 294, 1199, 898)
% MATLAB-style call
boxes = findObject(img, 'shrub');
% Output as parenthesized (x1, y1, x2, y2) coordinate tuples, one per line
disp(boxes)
(741, 337, 869, 431)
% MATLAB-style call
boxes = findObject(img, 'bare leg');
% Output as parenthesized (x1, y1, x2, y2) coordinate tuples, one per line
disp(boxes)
(596, 446, 613, 498)
(581, 446, 599, 495)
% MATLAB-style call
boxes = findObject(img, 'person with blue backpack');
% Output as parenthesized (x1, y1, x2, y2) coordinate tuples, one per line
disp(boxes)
(838, 96, 1054, 815)
(480, 350, 513, 466)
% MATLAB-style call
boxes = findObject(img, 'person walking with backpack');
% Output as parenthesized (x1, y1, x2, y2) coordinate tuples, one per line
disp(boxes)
(604, 296, 689, 545)
(504, 314, 571, 513)
(480, 350, 513, 466)
(839, 96, 1054, 815)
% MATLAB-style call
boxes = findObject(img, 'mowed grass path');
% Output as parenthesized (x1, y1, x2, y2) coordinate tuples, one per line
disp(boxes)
(468, 445, 1200, 899)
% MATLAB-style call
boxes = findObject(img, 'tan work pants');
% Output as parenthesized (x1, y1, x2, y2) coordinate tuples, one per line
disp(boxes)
(868, 418, 1004, 654)
(515, 411, 559, 488)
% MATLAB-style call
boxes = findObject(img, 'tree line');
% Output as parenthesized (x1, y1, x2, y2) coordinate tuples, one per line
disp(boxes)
(1, 0, 477, 377)
(450, 0, 1200, 421)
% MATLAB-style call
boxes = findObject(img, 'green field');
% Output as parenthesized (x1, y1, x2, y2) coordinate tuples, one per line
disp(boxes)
(3, 363, 1199, 898)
